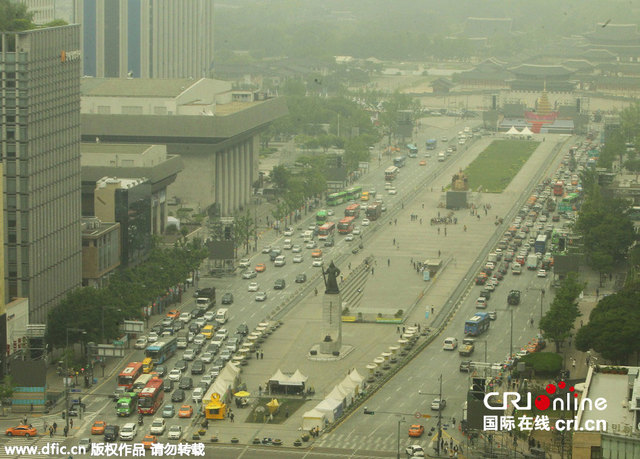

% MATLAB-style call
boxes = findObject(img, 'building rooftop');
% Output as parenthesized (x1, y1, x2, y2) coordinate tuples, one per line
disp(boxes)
(579, 370, 635, 435)
(81, 77, 201, 97)
(508, 64, 577, 77)
(81, 143, 153, 155)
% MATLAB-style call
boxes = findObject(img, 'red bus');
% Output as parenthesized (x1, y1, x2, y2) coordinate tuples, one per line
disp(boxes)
(138, 377, 164, 415)
(344, 203, 360, 218)
(553, 181, 564, 196)
(338, 216, 356, 234)
(317, 222, 336, 240)
(117, 362, 144, 390)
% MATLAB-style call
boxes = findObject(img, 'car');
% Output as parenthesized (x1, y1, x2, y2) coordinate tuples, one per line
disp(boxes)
(178, 404, 193, 418)
(274, 279, 286, 290)
(431, 398, 446, 411)
(537, 269, 547, 278)
(327, 209, 334, 216)
(293, 254, 304, 263)
(284, 227, 294, 236)
(388, 187, 398, 194)
(488, 311, 497, 320)
(148, 332, 159, 343)
(442, 337, 458, 350)
(476, 297, 487, 309)
(167, 369, 182, 382)
(175, 359, 188, 372)
(176, 336, 188, 349)
(142, 434, 158, 449)
(158, 366, 169, 379)
(90, 420, 106, 435)
(191, 360, 205, 375)
(104, 425, 119, 442)
(78, 437, 91, 449)
(311, 249, 322, 258)
(182, 349, 196, 361)
(200, 351, 215, 364)
(247, 281, 260, 292)
(201, 374, 214, 388)
(283, 239, 293, 250)
(193, 334, 206, 345)
(219, 349, 233, 362)
(221, 293, 234, 305)
(295, 273, 307, 283)
(406, 445, 425, 457)
(238, 258, 251, 268)
(344, 233, 354, 241)
(162, 379, 174, 393)
(255, 263, 266, 272)
(192, 387, 204, 403)
(151, 324, 163, 335)
(255, 291, 267, 301)
(179, 377, 193, 390)
(166, 309, 179, 319)
(179, 312, 192, 323)
(312, 258, 324, 267)
(171, 389, 186, 403)
(161, 404, 175, 418)
(119, 423, 137, 441)
(352, 227, 361, 235)
(308, 224, 317, 231)
(274, 255, 286, 266)
(408, 424, 425, 437)
(292, 244, 302, 253)
(68, 402, 85, 417)
(419, 160, 426, 166)
(242, 270, 257, 279)
(167, 425, 182, 441)
(211, 358, 224, 373)
(306, 240, 317, 249)
(459, 360, 472, 372)
(361, 218, 370, 226)
(150, 418, 166, 435)
(215, 328, 228, 340)
(134, 337, 148, 349)
(194, 317, 206, 329)
(237, 323, 249, 336)
(203, 311, 215, 322)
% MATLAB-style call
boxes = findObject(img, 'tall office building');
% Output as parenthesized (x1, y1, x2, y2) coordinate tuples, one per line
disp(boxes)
(18, 0, 56, 25)
(0, 25, 83, 323)
(76, 0, 215, 78)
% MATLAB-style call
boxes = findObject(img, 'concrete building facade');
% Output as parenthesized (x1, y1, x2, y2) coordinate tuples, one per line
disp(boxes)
(75, 0, 215, 79)
(0, 26, 83, 323)
(19, 0, 56, 25)
(81, 217, 120, 288)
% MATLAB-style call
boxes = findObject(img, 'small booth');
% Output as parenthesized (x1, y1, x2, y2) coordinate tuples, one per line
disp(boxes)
(204, 392, 226, 420)
(302, 408, 327, 431)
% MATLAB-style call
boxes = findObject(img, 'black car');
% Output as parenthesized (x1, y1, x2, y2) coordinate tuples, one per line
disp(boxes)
(191, 308, 204, 319)
(206, 343, 220, 355)
(188, 323, 201, 334)
(221, 293, 234, 305)
(174, 360, 188, 372)
(236, 323, 249, 336)
(171, 389, 185, 402)
(179, 377, 193, 390)
(172, 320, 184, 331)
(211, 358, 224, 373)
(459, 361, 471, 372)
(274, 279, 286, 290)
(191, 343, 203, 355)
(104, 425, 119, 442)
(162, 379, 174, 392)
(67, 402, 85, 417)
(155, 365, 167, 378)
(191, 361, 205, 375)
(151, 324, 163, 334)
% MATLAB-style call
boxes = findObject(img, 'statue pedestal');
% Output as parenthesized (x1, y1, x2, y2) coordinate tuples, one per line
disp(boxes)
(320, 292, 342, 355)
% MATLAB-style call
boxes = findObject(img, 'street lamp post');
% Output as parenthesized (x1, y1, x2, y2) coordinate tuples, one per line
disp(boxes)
(65, 327, 86, 436)
(418, 374, 444, 456)
(362, 409, 408, 459)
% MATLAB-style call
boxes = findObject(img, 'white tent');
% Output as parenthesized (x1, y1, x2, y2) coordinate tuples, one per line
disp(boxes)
(328, 385, 350, 407)
(302, 408, 326, 431)
(520, 126, 533, 136)
(290, 369, 308, 384)
(268, 369, 289, 384)
(340, 375, 359, 398)
(506, 126, 520, 135)
(348, 369, 363, 391)
(315, 397, 343, 422)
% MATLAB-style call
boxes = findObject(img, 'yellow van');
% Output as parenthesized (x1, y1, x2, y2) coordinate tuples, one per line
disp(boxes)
(142, 357, 154, 374)
(361, 191, 369, 202)
(202, 325, 215, 339)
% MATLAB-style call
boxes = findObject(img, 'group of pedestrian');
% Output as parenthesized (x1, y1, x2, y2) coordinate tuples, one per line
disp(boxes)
(309, 426, 320, 438)
(527, 437, 542, 450)
(409, 214, 420, 222)
(255, 350, 264, 359)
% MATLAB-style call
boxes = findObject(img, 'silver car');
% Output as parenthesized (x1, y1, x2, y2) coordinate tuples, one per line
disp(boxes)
(167, 425, 182, 440)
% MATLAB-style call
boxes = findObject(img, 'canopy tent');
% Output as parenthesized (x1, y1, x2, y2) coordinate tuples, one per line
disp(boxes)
(268, 369, 288, 383)
(339, 375, 359, 398)
(506, 126, 520, 135)
(348, 369, 363, 385)
(315, 397, 343, 423)
(302, 408, 327, 431)
(268, 369, 307, 395)
(520, 126, 534, 136)
(328, 384, 352, 407)
(290, 369, 308, 384)
(266, 398, 280, 415)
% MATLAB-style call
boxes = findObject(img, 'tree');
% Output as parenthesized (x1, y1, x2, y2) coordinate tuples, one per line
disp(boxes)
(270, 165, 290, 191)
(598, 127, 624, 169)
(539, 273, 584, 353)
(624, 158, 640, 181)
(234, 212, 256, 255)
(0, 0, 35, 32)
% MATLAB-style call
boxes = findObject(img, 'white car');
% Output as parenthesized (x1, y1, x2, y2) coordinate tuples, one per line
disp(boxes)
(200, 352, 214, 364)
(306, 241, 317, 249)
(192, 387, 204, 403)
(193, 334, 206, 345)
(242, 270, 257, 279)
(215, 329, 228, 340)
(327, 209, 334, 216)
(384, 182, 393, 190)
(283, 227, 294, 236)
(148, 332, 159, 343)
(345, 234, 354, 241)
(119, 423, 137, 441)
(308, 224, 316, 231)
(203, 311, 215, 322)
(442, 337, 458, 350)
(283, 239, 293, 250)
(406, 445, 425, 457)
(388, 188, 397, 195)
(201, 374, 214, 387)
(361, 219, 370, 226)
(248, 282, 259, 292)
(182, 349, 196, 361)
(167, 369, 182, 381)
(150, 418, 166, 435)
(352, 227, 361, 235)
(255, 291, 267, 302)
(537, 269, 547, 278)
(312, 258, 324, 267)
(238, 258, 251, 268)
(293, 254, 304, 263)
(134, 337, 148, 350)
(179, 312, 191, 323)
(261, 246, 271, 254)
(167, 425, 182, 441)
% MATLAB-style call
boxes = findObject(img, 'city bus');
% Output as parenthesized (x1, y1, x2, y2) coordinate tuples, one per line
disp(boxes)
(361, 191, 370, 202)
(346, 186, 363, 201)
(142, 357, 154, 374)
(385, 166, 399, 181)
(407, 144, 418, 157)
(338, 216, 356, 234)
(553, 181, 564, 196)
(464, 312, 491, 337)
(138, 378, 164, 415)
(327, 191, 348, 206)
(132, 373, 154, 394)
(344, 203, 360, 218)
(426, 139, 437, 150)
(316, 210, 328, 226)
(366, 202, 382, 221)
(117, 362, 144, 390)
(145, 337, 178, 365)
(317, 222, 336, 240)
(558, 193, 580, 212)
(534, 235, 548, 254)
(393, 156, 406, 168)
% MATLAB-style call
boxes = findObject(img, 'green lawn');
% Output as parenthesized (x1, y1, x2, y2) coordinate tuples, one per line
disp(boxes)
(243, 396, 308, 424)
(464, 140, 540, 193)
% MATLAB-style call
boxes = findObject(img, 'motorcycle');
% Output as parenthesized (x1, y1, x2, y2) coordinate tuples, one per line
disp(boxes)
(138, 415, 144, 426)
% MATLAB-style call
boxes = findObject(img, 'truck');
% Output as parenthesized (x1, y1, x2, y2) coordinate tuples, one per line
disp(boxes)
(195, 287, 216, 312)
(116, 392, 138, 417)
(365, 202, 382, 221)
(458, 338, 475, 357)
(437, 152, 445, 162)
(507, 290, 521, 305)
(526, 254, 539, 270)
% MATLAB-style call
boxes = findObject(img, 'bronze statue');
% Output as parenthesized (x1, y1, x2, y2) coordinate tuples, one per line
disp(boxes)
(322, 261, 341, 294)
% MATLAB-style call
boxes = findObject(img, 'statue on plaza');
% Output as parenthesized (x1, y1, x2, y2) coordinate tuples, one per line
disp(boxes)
(322, 261, 341, 294)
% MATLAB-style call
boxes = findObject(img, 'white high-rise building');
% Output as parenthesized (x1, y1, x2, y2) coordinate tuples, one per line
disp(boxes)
(19, 0, 56, 25)
(75, 0, 215, 79)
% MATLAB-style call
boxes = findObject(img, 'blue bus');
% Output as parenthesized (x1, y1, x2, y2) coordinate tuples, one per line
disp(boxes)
(426, 139, 437, 150)
(534, 235, 547, 254)
(145, 337, 178, 364)
(393, 156, 406, 168)
(464, 312, 490, 336)
(406, 144, 418, 157)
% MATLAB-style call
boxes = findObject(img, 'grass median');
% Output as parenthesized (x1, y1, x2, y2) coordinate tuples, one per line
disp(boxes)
(464, 140, 540, 193)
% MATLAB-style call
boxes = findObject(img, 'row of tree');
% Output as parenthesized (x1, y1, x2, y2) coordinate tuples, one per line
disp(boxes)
(539, 273, 584, 353)
(46, 238, 207, 348)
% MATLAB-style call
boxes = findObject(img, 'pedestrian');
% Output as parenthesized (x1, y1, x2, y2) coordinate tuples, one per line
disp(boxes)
(70, 419, 73, 428)
(410, 257, 413, 265)
(49, 427, 53, 438)
(530, 317, 534, 327)
(571, 358, 576, 368)
(30, 403, 33, 412)
(422, 203, 424, 209)
(260, 351, 264, 359)
(418, 324, 421, 332)
(23, 417, 27, 425)
(63, 426, 68, 437)
(340, 274, 344, 283)
(402, 326, 405, 333)
(53, 422, 57, 434)
(258, 385, 262, 396)
(256, 351, 260, 359)
(393, 238, 396, 246)
(596, 288, 599, 298)
(438, 250, 441, 257)
(431, 307, 434, 314)
(580, 320, 584, 327)
(371, 267, 374, 275)
(397, 326, 400, 333)
(452, 417, 456, 426)
(464, 225, 467, 232)
(420, 218, 422, 225)
(387, 258, 390, 267)
(230, 413, 235, 422)
(477, 214, 480, 219)
(444, 227, 447, 236)
(438, 227, 441, 235)
(394, 218, 397, 225)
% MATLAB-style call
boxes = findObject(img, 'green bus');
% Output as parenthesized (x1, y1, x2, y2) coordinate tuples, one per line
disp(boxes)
(116, 392, 138, 417)
(327, 191, 348, 206)
(346, 186, 362, 201)
(316, 210, 328, 225)
(558, 193, 580, 213)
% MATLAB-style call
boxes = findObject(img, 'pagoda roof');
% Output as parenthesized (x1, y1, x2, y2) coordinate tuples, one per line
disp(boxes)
(508, 64, 577, 77)
(431, 78, 455, 88)
(578, 48, 618, 61)
(584, 23, 640, 44)
(561, 59, 596, 71)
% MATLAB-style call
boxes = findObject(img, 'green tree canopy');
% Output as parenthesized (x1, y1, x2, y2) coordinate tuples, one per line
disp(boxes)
(539, 273, 584, 353)
(0, 0, 34, 32)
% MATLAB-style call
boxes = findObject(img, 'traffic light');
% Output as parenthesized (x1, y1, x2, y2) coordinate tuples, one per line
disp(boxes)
(363, 407, 375, 415)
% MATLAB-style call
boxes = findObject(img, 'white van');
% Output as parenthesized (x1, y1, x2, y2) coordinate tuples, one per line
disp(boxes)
(119, 423, 137, 441)
(283, 239, 293, 250)
(438, 152, 445, 162)
(215, 308, 228, 325)
(274, 255, 286, 267)
(476, 297, 487, 309)
(443, 337, 458, 351)
(303, 230, 313, 242)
